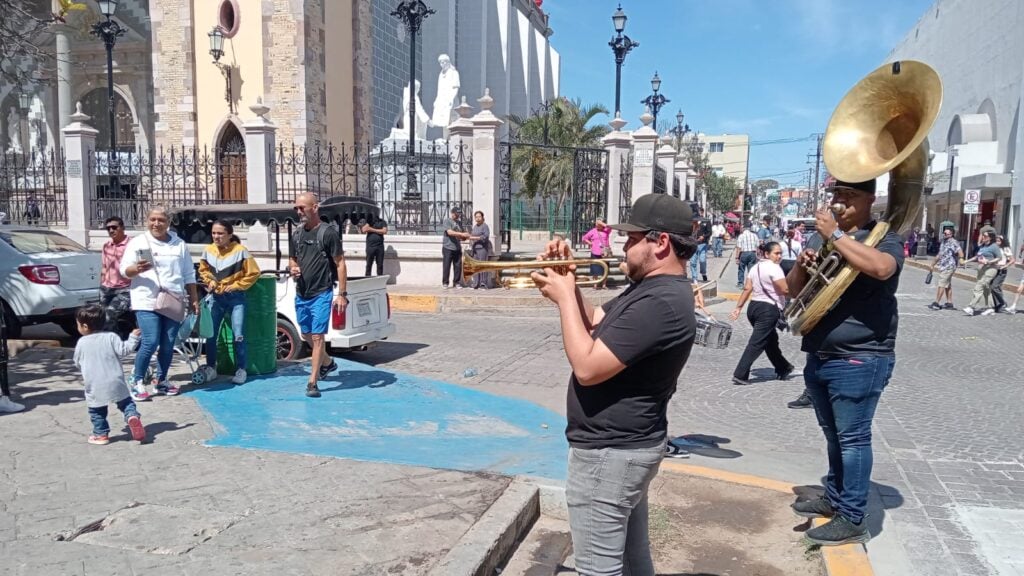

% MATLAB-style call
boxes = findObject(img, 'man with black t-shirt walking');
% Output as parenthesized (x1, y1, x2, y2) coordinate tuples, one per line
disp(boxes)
(531, 194, 697, 575)
(786, 179, 904, 546)
(289, 193, 348, 398)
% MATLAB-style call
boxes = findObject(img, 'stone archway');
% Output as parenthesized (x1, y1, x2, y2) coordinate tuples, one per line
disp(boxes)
(80, 88, 136, 151)
(217, 122, 247, 202)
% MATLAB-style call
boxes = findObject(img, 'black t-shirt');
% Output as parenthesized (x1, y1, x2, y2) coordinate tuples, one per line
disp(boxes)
(801, 222, 904, 356)
(290, 223, 344, 299)
(365, 218, 387, 249)
(565, 274, 696, 449)
(697, 220, 711, 243)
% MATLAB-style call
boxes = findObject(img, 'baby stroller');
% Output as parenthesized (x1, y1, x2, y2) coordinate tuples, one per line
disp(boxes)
(144, 312, 208, 387)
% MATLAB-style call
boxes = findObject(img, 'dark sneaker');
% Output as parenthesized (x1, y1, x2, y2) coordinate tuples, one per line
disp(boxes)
(731, 376, 752, 386)
(701, 275, 709, 282)
(927, 302, 942, 311)
(787, 391, 814, 409)
(318, 360, 338, 380)
(792, 496, 834, 518)
(804, 515, 870, 546)
(942, 303, 955, 310)
(776, 365, 795, 380)
(305, 383, 321, 398)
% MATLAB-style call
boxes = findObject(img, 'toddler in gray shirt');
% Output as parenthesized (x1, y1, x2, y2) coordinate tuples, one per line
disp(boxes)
(72, 305, 146, 445)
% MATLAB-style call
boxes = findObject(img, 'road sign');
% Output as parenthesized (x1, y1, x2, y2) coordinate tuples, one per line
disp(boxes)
(965, 189, 981, 203)
(964, 203, 980, 215)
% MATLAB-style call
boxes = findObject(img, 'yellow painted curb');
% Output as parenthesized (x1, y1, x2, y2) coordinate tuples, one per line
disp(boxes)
(659, 461, 874, 576)
(389, 294, 439, 313)
(718, 291, 742, 301)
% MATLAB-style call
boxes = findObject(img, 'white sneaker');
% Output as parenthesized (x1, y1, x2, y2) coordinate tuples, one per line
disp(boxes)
(1006, 306, 1017, 314)
(981, 308, 996, 316)
(130, 380, 151, 402)
(201, 365, 219, 383)
(962, 307, 975, 316)
(0, 396, 25, 413)
(231, 368, 247, 384)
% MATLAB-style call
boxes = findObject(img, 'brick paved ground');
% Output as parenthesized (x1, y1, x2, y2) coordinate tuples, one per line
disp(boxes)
(361, 256, 1023, 576)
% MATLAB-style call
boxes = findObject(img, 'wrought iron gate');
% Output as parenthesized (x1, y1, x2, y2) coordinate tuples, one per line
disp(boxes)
(619, 153, 633, 224)
(498, 141, 608, 252)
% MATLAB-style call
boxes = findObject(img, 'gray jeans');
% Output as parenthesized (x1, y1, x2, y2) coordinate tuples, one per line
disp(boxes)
(566, 441, 666, 576)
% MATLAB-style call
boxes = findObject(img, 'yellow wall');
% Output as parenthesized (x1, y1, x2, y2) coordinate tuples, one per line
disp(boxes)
(700, 133, 750, 186)
(193, 0, 266, 149)
(325, 0, 354, 146)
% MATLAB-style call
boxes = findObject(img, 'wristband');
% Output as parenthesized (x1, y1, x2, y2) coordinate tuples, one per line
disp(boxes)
(339, 291, 348, 297)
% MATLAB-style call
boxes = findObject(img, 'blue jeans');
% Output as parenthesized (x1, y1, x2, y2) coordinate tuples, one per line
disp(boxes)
(689, 243, 708, 279)
(566, 441, 665, 576)
(737, 251, 757, 285)
(712, 237, 723, 257)
(204, 292, 247, 371)
(804, 353, 895, 524)
(88, 397, 139, 435)
(133, 311, 182, 383)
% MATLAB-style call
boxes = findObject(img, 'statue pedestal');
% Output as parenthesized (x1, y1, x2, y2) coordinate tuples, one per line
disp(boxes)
(371, 138, 454, 233)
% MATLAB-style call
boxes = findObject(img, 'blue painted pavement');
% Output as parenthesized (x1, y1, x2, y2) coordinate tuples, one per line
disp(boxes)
(190, 358, 569, 480)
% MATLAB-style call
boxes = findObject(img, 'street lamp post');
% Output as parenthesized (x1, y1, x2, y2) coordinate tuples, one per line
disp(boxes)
(91, 0, 125, 195)
(208, 26, 235, 115)
(17, 92, 30, 153)
(608, 4, 638, 117)
(641, 72, 669, 131)
(945, 147, 959, 224)
(392, 1, 435, 157)
(668, 110, 689, 152)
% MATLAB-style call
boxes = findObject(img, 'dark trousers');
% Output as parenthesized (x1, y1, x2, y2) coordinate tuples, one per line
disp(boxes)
(442, 248, 463, 287)
(733, 301, 790, 380)
(365, 245, 385, 276)
(88, 397, 139, 436)
(991, 269, 1008, 310)
(737, 251, 757, 285)
(100, 286, 134, 339)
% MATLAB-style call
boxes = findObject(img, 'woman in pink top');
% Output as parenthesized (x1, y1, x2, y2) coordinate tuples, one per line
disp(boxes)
(581, 218, 611, 288)
(728, 241, 794, 385)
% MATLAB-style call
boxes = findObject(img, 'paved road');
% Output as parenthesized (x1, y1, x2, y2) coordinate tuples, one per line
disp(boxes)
(351, 258, 1023, 576)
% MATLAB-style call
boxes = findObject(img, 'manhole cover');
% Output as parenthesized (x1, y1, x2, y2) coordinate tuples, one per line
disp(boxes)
(62, 502, 240, 555)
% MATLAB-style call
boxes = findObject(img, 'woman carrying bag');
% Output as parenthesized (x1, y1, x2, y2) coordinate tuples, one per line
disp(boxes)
(729, 241, 794, 386)
(119, 207, 199, 400)
(198, 220, 261, 384)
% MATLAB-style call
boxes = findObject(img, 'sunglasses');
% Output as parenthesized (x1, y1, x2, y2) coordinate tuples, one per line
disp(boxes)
(105, 225, 121, 231)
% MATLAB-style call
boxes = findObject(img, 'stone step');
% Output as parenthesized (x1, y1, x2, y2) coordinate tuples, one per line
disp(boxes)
(498, 515, 573, 576)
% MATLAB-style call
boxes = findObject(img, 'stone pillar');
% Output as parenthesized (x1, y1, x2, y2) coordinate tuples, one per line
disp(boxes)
(54, 25, 73, 142)
(674, 156, 689, 201)
(602, 113, 632, 226)
(471, 89, 503, 251)
(656, 138, 676, 198)
(61, 103, 98, 246)
(447, 96, 475, 205)
(242, 99, 277, 252)
(630, 108, 658, 202)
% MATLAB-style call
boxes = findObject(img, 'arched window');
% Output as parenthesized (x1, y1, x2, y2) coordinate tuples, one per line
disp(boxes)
(217, 122, 247, 202)
(80, 88, 136, 151)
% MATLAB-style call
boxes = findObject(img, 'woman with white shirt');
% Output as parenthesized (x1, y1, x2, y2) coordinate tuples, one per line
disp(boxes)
(729, 241, 794, 386)
(119, 207, 199, 400)
(779, 227, 802, 276)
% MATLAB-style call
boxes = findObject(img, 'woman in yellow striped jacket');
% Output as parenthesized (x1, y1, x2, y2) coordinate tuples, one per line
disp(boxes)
(197, 220, 260, 384)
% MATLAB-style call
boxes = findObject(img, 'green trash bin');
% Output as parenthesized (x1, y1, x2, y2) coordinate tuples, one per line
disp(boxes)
(214, 275, 278, 375)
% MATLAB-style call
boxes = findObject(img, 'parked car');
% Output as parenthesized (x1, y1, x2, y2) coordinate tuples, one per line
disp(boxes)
(0, 226, 101, 338)
(172, 197, 395, 361)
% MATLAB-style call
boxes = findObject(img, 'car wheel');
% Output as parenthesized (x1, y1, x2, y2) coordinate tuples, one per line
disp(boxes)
(1, 301, 21, 340)
(276, 318, 303, 361)
(56, 317, 80, 338)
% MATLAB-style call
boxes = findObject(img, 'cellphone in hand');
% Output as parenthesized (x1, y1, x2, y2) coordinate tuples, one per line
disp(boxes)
(137, 248, 153, 262)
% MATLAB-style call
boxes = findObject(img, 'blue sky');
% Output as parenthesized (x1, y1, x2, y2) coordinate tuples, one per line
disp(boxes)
(544, 0, 936, 188)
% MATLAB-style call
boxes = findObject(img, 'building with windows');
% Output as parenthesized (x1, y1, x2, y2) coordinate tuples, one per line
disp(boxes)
(697, 133, 750, 186)
(881, 0, 1023, 247)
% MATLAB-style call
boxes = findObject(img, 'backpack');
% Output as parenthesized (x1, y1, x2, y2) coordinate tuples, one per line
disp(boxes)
(292, 221, 341, 281)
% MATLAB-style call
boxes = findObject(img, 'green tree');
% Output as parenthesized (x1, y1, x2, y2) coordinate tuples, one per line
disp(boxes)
(705, 172, 739, 213)
(507, 98, 610, 213)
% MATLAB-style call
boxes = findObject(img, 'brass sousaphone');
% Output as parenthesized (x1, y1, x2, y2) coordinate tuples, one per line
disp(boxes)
(784, 61, 942, 335)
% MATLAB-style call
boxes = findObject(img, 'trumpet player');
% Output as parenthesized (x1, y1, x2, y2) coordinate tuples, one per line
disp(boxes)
(531, 194, 697, 575)
(786, 179, 905, 546)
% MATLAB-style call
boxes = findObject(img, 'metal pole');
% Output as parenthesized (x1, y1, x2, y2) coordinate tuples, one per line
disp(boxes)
(408, 22, 416, 155)
(106, 28, 117, 153)
(614, 61, 622, 115)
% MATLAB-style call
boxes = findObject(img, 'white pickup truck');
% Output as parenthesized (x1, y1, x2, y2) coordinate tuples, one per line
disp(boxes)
(172, 198, 396, 361)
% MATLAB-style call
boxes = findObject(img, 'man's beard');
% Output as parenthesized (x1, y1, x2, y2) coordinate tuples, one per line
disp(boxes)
(625, 254, 651, 283)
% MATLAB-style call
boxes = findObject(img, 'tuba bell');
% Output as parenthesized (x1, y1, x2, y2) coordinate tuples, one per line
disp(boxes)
(784, 61, 943, 335)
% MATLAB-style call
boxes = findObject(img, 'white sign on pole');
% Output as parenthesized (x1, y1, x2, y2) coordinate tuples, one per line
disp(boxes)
(964, 203, 980, 215)
(964, 189, 981, 203)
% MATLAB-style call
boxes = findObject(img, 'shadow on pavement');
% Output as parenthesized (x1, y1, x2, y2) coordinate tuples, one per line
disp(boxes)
(669, 434, 743, 459)
(340, 342, 428, 365)
(318, 370, 398, 391)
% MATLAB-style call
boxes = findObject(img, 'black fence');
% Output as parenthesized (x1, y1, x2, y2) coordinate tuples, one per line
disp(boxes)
(0, 149, 68, 226)
(274, 140, 473, 234)
(619, 153, 633, 224)
(89, 147, 246, 228)
(654, 163, 667, 195)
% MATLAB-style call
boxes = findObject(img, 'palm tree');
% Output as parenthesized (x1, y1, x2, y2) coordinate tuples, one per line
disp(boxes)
(507, 98, 610, 218)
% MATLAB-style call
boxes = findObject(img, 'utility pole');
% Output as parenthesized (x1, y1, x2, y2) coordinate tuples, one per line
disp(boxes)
(812, 133, 822, 214)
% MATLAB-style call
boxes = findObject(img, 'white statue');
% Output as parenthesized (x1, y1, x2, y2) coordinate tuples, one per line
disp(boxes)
(6, 108, 21, 153)
(430, 54, 461, 130)
(391, 80, 430, 142)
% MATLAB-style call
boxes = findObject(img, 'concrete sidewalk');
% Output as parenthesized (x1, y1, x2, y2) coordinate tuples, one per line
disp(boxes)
(0, 346, 521, 576)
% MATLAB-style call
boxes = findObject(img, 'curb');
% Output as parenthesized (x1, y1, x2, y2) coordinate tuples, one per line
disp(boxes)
(659, 461, 875, 576)
(6, 339, 62, 359)
(428, 479, 540, 576)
